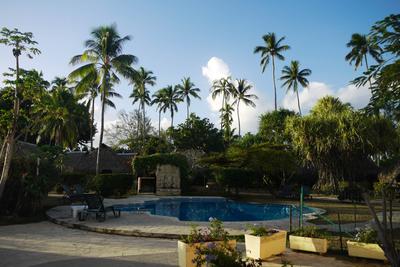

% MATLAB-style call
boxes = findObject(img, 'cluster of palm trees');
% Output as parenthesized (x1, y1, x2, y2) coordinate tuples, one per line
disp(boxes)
(254, 32, 312, 115)
(211, 77, 258, 137)
(68, 24, 203, 174)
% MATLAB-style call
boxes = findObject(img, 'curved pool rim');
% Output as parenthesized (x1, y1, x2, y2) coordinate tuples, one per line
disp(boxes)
(113, 196, 323, 222)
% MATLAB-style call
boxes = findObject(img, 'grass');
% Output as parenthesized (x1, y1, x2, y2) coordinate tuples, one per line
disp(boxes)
(230, 194, 400, 225)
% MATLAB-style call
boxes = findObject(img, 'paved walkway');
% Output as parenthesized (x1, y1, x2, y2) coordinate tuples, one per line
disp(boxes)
(0, 221, 388, 267)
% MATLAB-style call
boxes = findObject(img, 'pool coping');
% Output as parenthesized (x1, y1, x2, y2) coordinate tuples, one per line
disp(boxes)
(46, 195, 327, 239)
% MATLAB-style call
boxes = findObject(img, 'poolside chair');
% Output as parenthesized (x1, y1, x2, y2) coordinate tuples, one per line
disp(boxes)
(79, 194, 121, 222)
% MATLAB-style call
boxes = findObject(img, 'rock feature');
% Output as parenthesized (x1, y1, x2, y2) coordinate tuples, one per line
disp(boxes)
(155, 164, 181, 195)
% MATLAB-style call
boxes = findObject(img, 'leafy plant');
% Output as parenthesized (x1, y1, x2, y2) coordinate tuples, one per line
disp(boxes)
(180, 218, 229, 244)
(91, 174, 133, 197)
(193, 242, 262, 267)
(354, 226, 379, 244)
(247, 225, 278, 237)
(290, 226, 328, 239)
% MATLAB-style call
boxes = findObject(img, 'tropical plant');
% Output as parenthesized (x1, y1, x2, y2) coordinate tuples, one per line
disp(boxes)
(160, 85, 181, 128)
(69, 24, 137, 175)
(220, 103, 235, 144)
(176, 77, 201, 120)
(151, 88, 169, 136)
(169, 114, 224, 153)
(129, 67, 156, 141)
(0, 27, 41, 200)
(345, 33, 383, 71)
(280, 60, 311, 115)
(254, 33, 290, 111)
(258, 109, 296, 145)
(230, 79, 258, 136)
(211, 77, 233, 129)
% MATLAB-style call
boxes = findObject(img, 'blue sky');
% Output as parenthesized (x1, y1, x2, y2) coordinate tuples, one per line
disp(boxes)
(1, 0, 399, 142)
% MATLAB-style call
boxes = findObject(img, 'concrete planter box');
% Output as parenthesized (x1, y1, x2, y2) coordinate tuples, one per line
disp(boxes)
(347, 241, 387, 261)
(178, 239, 236, 267)
(289, 235, 328, 254)
(245, 230, 287, 260)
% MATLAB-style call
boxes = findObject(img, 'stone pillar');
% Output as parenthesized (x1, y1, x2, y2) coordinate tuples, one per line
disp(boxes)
(155, 164, 181, 196)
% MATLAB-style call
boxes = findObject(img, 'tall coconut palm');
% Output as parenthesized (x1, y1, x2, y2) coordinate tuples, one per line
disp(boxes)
(230, 79, 258, 136)
(51, 77, 73, 93)
(151, 89, 169, 136)
(176, 77, 201, 120)
(280, 60, 311, 116)
(211, 77, 232, 129)
(162, 85, 181, 128)
(69, 24, 137, 175)
(129, 67, 156, 141)
(254, 33, 290, 111)
(345, 33, 383, 89)
(74, 77, 99, 150)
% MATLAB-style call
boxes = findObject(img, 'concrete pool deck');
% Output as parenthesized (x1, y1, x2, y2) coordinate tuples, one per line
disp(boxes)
(0, 221, 388, 267)
(46, 195, 365, 238)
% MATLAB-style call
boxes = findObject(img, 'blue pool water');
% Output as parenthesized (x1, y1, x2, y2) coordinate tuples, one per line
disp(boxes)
(114, 197, 315, 222)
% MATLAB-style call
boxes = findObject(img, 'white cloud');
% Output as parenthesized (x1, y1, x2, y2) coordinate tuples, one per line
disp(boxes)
(202, 57, 231, 84)
(202, 57, 273, 134)
(282, 81, 371, 113)
(160, 117, 171, 130)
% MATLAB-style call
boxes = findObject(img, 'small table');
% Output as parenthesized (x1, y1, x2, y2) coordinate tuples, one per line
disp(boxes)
(71, 205, 86, 219)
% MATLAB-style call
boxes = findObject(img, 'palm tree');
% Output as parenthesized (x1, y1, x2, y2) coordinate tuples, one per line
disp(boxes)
(151, 89, 169, 136)
(51, 77, 73, 93)
(254, 33, 290, 111)
(220, 103, 235, 143)
(162, 85, 181, 128)
(69, 24, 137, 175)
(230, 79, 258, 136)
(345, 33, 383, 89)
(211, 77, 232, 129)
(280, 60, 311, 115)
(74, 77, 99, 150)
(176, 77, 201, 120)
(129, 67, 156, 141)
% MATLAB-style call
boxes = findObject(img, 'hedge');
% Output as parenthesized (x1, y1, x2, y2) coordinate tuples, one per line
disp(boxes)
(91, 174, 134, 197)
(212, 167, 256, 194)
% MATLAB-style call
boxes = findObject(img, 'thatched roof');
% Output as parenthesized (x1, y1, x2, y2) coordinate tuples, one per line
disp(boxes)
(63, 144, 134, 174)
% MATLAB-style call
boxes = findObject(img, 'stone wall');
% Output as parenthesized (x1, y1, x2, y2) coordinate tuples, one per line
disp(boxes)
(155, 164, 181, 196)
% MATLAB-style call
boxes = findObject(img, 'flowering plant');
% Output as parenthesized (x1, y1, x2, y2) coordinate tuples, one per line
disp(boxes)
(181, 218, 229, 244)
(193, 242, 261, 267)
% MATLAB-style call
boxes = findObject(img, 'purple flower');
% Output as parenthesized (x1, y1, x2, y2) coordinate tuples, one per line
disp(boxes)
(207, 242, 216, 249)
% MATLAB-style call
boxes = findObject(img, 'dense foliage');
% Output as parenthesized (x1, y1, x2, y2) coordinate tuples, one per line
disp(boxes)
(258, 109, 296, 145)
(91, 174, 134, 197)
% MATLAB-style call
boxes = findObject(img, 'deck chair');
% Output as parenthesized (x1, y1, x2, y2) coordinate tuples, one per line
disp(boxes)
(80, 194, 121, 222)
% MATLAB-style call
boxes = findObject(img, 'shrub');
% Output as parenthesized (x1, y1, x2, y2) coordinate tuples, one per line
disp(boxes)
(59, 173, 93, 188)
(91, 174, 133, 197)
(180, 218, 229, 244)
(354, 226, 379, 244)
(213, 167, 256, 195)
(290, 226, 328, 239)
(247, 225, 278, 237)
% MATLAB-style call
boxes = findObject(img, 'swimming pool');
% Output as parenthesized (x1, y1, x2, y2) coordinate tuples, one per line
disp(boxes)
(114, 197, 315, 222)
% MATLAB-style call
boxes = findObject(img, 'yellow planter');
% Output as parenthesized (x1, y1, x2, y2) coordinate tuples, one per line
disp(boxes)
(245, 230, 287, 260)
(289, 235, 328, 254)
(178, 239, 236, 267)
(347, 241, 387, 261)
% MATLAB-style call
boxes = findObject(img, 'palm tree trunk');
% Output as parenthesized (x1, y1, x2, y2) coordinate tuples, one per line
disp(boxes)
(90, 97, 95, 150)
(364, 55, 374, 90)
(237, 101, 241, 136)
(0, 53, 20, 199)
(142, 100, 146, 143)
(272, 56, 277, 111)
(158, 111, 161, 137)
(171, 110, 174, 128)
(96, 88, 106, 176)
(187, 101, 189, 121)
(221, 93, 225, 130)
(296, 90, 302, 116)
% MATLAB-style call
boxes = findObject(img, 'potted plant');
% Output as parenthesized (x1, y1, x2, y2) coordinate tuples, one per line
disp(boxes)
(289, 226, 328, 254)
(178, 218, 236, 267)
(245, 225, 287, 260)
(347, 226, 387, 261)
(193, 240, 262, 267)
